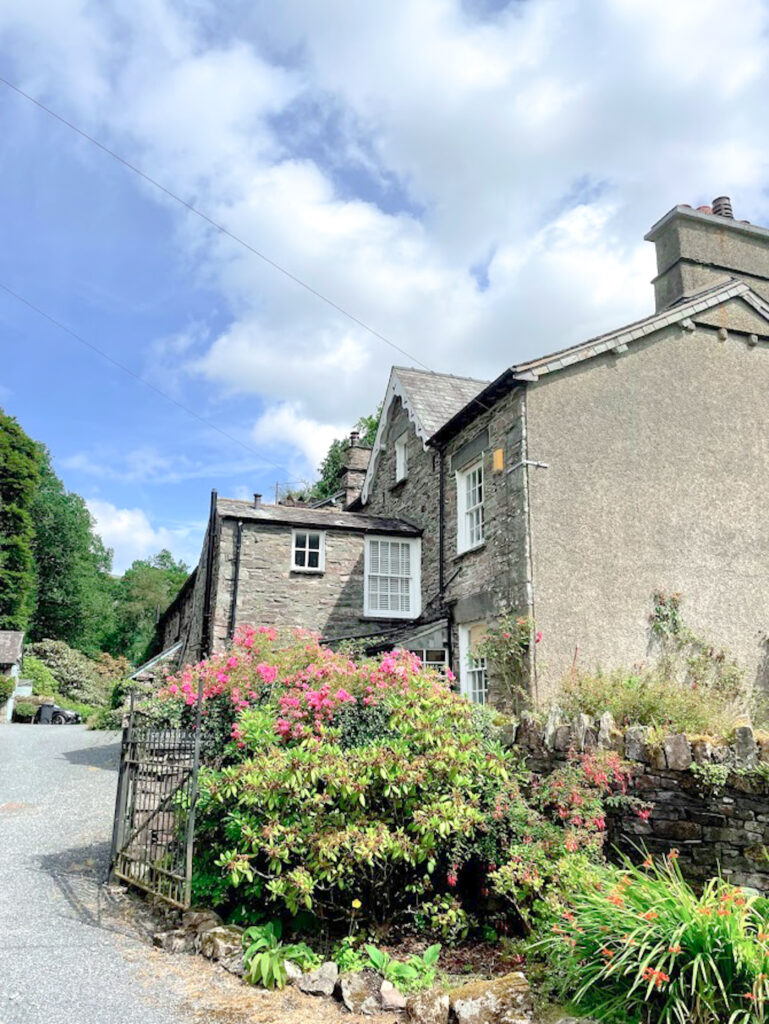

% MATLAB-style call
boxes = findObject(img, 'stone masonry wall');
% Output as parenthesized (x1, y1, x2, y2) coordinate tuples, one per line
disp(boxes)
(364, 397, 442, 617)
(210, 518, 398, 650)
(440, 388, 528, 709)
(513, 710, 769, 892)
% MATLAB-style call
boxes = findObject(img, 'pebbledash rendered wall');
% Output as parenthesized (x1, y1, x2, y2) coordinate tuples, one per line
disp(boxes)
(514, 711, 769, 892)
(525, 311, 769, 701)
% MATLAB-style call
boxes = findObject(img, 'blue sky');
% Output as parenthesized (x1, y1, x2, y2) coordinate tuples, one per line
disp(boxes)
(3, 0, 769, 572)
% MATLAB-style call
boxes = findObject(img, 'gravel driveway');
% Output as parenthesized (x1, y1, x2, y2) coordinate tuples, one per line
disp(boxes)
(0, 724, 195, 1024)
(0, 723, 387, 1024)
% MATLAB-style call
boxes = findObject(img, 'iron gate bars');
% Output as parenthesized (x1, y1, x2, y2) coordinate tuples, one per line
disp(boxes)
(109, 689, 202, 909)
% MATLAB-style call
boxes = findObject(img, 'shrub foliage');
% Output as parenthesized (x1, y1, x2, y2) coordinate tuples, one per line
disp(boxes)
(147, 627, 631, 938)
(544, 850, 769, 1023)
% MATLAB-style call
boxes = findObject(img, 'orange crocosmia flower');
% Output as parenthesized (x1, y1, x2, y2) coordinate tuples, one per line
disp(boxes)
(601, 947, 614, 958)
(642, 910, 659, 921)
(643, 857, 653, 869)
(668, 944, 681, 953)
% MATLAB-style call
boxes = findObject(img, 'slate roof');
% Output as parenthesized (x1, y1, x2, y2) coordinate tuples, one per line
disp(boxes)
(0, 631, 23, 666)
(392, 367, 489, 439)
(510, 278, 762, 380)
(431, 278, 769, 444)
(217, 498, 421, 535)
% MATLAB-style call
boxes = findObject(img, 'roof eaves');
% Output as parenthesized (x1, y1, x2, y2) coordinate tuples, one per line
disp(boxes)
(511, 279, 750, 380)
(428, 368, 517, 446)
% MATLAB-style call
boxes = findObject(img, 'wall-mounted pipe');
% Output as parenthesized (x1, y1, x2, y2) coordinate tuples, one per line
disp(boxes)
(227, 520, 244, 641)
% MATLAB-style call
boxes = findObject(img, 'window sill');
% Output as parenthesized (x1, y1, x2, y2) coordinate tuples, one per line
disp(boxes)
(453, 542, 485, 563)
(359, 612, 420, 621)
(290, 568, 325, 575)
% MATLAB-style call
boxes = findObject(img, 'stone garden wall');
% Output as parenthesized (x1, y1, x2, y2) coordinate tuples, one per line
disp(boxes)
(513, 710, 769, 892)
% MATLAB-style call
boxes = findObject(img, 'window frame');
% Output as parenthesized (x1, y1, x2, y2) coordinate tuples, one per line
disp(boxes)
(458, 622, 488, 704)
(363, 535, 421, 619)
(290, 529, 326, 573)
(456, 458, 485, 553)
(394, 433, 408, 482)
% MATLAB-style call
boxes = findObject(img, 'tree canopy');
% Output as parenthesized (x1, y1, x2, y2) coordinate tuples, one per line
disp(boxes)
(0, 410, 42, 630)
(303, 408, 380, 502)
(105, 550, 189, 665)
(29, 447, 114, 653)
(0, 407, 188, 665)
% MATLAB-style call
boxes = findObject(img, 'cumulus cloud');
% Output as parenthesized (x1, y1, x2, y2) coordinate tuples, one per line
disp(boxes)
(251, 403, 348, 471)
(4, 0, 769, 464)
(87, 499, 202, 574)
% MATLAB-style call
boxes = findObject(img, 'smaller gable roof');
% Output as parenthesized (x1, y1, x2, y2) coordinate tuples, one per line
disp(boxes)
(360, 366, 488, 504)
(0, 631, 24, 665)
(217, 497, 420, 536)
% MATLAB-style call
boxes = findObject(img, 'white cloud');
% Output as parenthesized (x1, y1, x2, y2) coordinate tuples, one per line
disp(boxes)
(87, 499, 202, 574)
(251, 403, 347, 470)
(4, 0, 769, 468)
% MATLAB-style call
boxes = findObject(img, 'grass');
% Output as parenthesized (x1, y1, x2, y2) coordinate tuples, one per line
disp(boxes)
(555, 666, 741, 738)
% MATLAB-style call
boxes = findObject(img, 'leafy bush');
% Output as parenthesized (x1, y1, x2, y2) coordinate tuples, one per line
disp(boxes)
(0, 675, 15, 702)
(365, 943, 441, 992)
(544, 850, 769, 1023)
(556, 666, 740, 737)
(333, 935, 366, 973)
(148, 626, 629, 940)
(22, 654, 58, 696)
(13, 700, 37, 722)
(25, 639, 112, 706)
(242, 920, 318, 989)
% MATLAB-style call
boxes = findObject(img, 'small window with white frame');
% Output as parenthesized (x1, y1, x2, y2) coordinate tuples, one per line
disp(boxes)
(364, 536, 421, 618)
(394, 434, 408, 482)
(456, 459, 484, 553)
(458, 622, 488, 704)
(291, 530, 325, 572)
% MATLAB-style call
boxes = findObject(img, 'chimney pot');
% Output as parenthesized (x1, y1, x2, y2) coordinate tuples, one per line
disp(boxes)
(349, 430, 360, 446)
(712, 195, 734, 219)
(253, 493, 262, 507)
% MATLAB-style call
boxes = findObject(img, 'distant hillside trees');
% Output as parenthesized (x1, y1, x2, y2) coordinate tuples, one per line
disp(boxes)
(29, 447, 114, 654)
(0, 407, 189, 665)
(0, 410, 42, 630)
(104, 550, 189, 664)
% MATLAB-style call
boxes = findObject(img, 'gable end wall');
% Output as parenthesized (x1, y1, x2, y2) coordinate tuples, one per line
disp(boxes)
(526, 320, 769, 699)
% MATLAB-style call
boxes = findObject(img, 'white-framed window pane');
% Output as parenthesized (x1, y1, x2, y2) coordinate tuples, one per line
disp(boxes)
(293, 530, 324, 571)
(365, 538, 415, 615)
(458, 461, 484, 551)
(395, 436, 408, 481)
(467, 656, 488, 704)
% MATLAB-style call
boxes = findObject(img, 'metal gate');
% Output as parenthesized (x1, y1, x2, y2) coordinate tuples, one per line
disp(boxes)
(109, 699, 202, 909)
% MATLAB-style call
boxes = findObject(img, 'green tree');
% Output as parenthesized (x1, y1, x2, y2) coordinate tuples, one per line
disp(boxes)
(29, 448, 114, 653)
(305, 407, 381, 502)
(0, 409, 42, 630)
(106, 550, 189, 664)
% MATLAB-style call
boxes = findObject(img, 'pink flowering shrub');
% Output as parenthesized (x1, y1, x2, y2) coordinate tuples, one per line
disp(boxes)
(151, 626, 630, 938)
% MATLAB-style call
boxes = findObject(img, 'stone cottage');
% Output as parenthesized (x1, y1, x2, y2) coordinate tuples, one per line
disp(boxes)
(159, 197, 769, 707)
(0, 631, 24, 723)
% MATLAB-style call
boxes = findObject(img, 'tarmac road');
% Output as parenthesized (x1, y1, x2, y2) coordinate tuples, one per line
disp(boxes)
(0, 724, 194, 1024)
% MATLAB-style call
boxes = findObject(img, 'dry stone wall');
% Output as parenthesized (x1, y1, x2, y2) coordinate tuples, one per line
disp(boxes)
(513, 710, 769, 892)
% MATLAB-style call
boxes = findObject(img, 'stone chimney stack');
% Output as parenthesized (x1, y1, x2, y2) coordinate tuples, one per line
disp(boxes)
(645, 196, 769, 311)
(340, 430, 371, 509)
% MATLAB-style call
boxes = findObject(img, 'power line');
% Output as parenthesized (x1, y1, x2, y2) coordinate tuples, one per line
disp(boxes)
(0, 280, 294, 476)
(0, 74, 433, 373)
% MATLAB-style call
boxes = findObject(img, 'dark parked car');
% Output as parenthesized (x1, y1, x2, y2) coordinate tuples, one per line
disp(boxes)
(33, 703, 82, 725)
